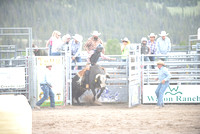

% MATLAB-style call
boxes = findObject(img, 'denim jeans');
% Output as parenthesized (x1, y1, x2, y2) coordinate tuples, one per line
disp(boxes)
(72, 57, 82, 70)
(36, 84, 55, 107)
(51, 52, 61, 56)
(155, 81, 169, 107)
(49, 45, 52, 56)
(143, 56, 149, 69)
(149, 56, 155, 69)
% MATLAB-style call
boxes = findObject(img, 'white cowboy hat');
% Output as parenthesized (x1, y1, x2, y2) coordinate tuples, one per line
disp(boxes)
(159, 31, 169, 36)
(91, 31, 101, 36)
(121, 37, 129, 42)
(73, 34, 83, 42)
(157, 60, 165, 65)
(65, 34, 71, 39)
(141, 37, 148, 43)
(148, 33, 157, 38)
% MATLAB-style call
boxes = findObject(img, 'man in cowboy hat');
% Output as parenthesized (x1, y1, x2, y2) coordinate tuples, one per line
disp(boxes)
(35, 63, 55, 109)
(156, 31, 171, 60)
(147, 33, 157, 69)
(62, 34, 71, 51)
(84, 31, 104, 54)
(155, 60, 171, 108)
(70, 34, 83, 70)
(121, 37, 130, 62)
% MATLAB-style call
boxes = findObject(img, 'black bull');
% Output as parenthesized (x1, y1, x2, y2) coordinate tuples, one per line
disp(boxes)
(72, 65, 110, 105)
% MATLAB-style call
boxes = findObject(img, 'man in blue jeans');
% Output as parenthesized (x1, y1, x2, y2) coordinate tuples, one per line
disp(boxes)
(155, 60, 171, 108)
(35, 64, 55, 109)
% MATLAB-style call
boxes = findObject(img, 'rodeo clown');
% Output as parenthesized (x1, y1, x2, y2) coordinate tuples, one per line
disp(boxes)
(155, 60, 171, 108)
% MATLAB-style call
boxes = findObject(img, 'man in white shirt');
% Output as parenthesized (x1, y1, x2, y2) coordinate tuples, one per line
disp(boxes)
(35, 64, 55, 109)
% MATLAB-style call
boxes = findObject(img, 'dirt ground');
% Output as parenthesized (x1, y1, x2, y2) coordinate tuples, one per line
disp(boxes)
(32, 103, 200, 134)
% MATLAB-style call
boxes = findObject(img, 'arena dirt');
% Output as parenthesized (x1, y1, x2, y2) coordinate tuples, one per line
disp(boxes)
(32, 104, 200, 134)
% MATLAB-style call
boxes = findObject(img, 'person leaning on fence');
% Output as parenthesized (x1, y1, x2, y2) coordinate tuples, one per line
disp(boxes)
(156, 31, 171, 61)
(155, 60, 171, 108)
(70, 34, 83, 70)
(84, 31, 104, 59)
(61, 34, 71, 51)
(51, 31, 63, 56)
(46, 31, 57, 56)
(121, 37, 130, 62)
(32, 44, 40, 56)
(35, 64, 55, 109)
(141, 37, 150, 69)
(147, 33, 157, 69)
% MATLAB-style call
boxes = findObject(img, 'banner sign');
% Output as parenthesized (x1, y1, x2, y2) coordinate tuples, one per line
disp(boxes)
(0, 67, 25, 89)
(143, 85, 200, 103)
(36, 57, 64, 106)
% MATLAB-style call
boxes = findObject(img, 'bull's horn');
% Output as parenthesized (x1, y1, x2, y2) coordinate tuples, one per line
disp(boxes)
(95, 74, 101, 79)
(106, 73, 110, 78)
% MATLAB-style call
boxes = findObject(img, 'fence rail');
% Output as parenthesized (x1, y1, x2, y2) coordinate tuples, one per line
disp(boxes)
(141, 54, 200, 85)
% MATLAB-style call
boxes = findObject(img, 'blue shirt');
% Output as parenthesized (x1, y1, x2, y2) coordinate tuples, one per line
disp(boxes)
(158, 66, 171, 83)
(70, 39, 82, 57)
(156, 37, 171, 54)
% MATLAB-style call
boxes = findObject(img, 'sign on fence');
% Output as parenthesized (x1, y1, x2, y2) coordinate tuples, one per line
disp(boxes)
(143, 85, 200, 103)
(0, 67, 25, 89)
(36, 57, 64, 106)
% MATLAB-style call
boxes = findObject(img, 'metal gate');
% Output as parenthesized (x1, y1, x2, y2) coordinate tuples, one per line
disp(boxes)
(128, 55, 142, 107)
(0, 27, 33, 106)
(128, 44, 142, 107)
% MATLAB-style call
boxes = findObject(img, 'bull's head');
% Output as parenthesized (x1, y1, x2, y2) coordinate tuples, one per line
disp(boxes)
(95, 73, 110, 88)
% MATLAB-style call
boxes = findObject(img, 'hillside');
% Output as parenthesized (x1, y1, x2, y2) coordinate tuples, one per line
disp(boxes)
(0, 0, 200, 46)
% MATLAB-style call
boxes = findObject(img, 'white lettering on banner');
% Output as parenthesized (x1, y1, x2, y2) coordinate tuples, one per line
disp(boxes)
(143, 85, 200, 103)
(0, 67, 25, 89)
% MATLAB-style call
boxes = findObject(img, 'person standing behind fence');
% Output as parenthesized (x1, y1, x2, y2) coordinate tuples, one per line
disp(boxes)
(155, 60, 171, 108)
(141, 37, 150, 69)
(70, 34, 83, 70)
(84, 31, 104, 61)
(147, 33, 157, 69)
(156, 31, 171, 61)
(121, 37, 130, 62)
(46, 31, 57, 56)
(62, 34, 71, 51)
(35, 64, 55, 109)
(51, 31, 63, 56)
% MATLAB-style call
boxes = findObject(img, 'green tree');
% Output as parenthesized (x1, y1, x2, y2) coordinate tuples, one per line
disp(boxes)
(105, 39, 121, 55)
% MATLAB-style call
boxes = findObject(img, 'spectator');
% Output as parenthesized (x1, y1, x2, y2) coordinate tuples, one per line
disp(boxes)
(121, 37, 130, 62)
(62, 34, 71, 51)
(35, 63, 55, 109)
(32, 44, 39, 56)
(84, 31, 104, 55)
(155, 60, 171, 108)
(147, 33, 157, 69)
(51, 31, 63, 56)
(84, 31, 115, 63)
(141, 37, 150, 69)
(156, 31, 171, 60)
(46, 31, 57, 56)
(70, 34, 83, 70)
